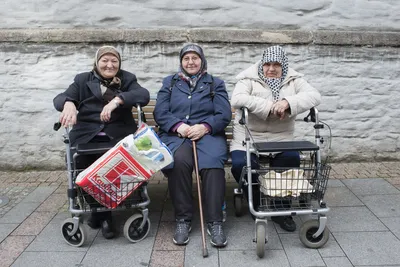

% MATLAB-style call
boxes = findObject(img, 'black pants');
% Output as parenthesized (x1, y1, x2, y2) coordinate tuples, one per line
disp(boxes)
(231, 150, 300, 210)
(163, 142, 226, 223)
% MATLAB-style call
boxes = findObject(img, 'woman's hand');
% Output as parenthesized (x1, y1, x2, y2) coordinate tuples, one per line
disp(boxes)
(271, 99, 290, 120)
(100, 97, 121, 122)
(177, 123, 190, 138)
(187, 124, 209, 141)
(60, 101, 77, 127)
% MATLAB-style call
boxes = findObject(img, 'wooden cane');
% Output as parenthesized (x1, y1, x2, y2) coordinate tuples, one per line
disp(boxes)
(192, 140, 208, 258)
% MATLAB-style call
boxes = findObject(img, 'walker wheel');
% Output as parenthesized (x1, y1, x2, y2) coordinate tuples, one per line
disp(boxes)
(299, 219, 329, 248)
(61, 218, 86, 247)
(233, 194, 244, 217)
(123, 213, 151, 243)
(256, 223, 266, 258)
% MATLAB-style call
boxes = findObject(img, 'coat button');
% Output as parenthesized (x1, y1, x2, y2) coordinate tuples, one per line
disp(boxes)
(188, 95, 191, 99)
(185, 115, 189, 119)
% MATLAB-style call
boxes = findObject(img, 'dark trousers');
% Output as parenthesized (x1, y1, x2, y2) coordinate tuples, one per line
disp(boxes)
(163, 142, 226, 223)
(231, 150, 300, 210)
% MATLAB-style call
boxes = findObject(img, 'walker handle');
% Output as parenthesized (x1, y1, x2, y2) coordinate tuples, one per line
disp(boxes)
(304, 107, 316, 123)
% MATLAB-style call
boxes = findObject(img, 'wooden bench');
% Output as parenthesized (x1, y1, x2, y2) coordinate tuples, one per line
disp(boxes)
(132, 99, 236, 162)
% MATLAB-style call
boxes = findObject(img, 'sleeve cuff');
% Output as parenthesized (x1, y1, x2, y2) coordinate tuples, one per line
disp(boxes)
(202, 123, 212, 133)
(171, 122, 184, 133)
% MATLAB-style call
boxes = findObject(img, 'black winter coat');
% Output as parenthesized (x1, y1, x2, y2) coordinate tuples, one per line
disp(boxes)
(53, 70, 150, 146)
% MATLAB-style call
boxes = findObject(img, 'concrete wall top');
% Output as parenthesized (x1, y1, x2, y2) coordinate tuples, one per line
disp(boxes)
(2, 0, 400, 31)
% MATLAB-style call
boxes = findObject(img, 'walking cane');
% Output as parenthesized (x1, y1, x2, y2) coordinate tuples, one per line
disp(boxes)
(192, 140, 208, 258)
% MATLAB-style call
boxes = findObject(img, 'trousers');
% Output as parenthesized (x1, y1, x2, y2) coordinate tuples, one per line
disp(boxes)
(230, 150, 300, 210)
(163, 142, 226, 222)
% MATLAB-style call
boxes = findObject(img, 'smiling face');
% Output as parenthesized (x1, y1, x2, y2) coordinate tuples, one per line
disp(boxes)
(97, 54, 120, 79)
(181, 52, 202, 76)
(263, 62, 283, 78)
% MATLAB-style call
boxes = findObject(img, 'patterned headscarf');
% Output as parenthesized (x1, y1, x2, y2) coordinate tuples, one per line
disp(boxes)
(93, 46, 122, 87)
(178, 44, 208, 89)
(258, 46, 289, 102)
(92, 46, 122, 102)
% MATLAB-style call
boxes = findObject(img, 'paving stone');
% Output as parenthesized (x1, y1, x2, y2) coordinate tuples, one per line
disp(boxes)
(82, 235, 154, 267)
(0, 187, 36, 217)
(0, 202, 39, 224)
(324, 186, 364, 207)
(326, 179, 346, 187)
(220, 220, 282, 251)
(20, 187, 57, 203)
(11, 251, 86, 267)
(12, 211, 55, 236)
(0, 235, 35, 267)
(334, 231, 400, 266)
(0, 223, 19, 243)
(25, 222, 97, 252)
(328, 206, 387, 232)
(150, 250, 184, 267)
(219, 249, 290, 267)
(36, 193, 67, 212)
(323, 256, 354, 267)
(153, 221, 185, 251)
(184, 235, 219, 267)
(381, 217, 400, 239)
(342, 178, 400, 196)
(359, 194, 400, 218)
(318, 233, 345, 257)
(53, 184, 68, 195)
(279, 233, 326, 267)
(48, 211, 74, 225)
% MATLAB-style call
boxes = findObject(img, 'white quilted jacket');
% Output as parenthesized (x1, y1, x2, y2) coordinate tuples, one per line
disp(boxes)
(230, 61, 321, 152)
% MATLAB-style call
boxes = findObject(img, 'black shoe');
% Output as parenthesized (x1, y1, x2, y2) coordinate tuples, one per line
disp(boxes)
(87, 214, 101, 229)
(173, 219, 191, 245)
(207, 221, 227, 247)
(271, 216, 296, 232)
(101, 219, 115, 239)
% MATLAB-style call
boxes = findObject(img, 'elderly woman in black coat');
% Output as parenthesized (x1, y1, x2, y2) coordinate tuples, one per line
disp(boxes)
(54, 46, 150, 239)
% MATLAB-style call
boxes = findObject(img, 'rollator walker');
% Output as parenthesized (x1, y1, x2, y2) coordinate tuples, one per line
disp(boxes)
(233, 107, 331, 258)
(54, 105, 151, 247)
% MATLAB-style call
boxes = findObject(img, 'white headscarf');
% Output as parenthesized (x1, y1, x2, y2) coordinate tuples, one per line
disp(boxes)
(257, 46, 289, 102)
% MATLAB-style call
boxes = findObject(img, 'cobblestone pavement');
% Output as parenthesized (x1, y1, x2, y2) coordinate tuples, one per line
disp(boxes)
(0, 161, 400, 267)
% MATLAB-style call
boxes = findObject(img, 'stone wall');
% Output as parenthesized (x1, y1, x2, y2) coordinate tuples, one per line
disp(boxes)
(1, 0, 399, 31)
(1, 0, 400, 169)
(1, 39, 399, 169)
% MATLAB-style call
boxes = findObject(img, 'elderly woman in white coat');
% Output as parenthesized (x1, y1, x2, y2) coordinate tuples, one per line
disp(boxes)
(230, 45, 321, 232)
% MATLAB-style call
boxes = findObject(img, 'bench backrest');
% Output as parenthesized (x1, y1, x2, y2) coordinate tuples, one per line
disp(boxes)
(132, 99, 235, 142)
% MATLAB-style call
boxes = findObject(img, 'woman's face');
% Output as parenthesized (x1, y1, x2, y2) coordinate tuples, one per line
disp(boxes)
(97, 54, 120, 78)
(263, 62, 282, 78)
(181, 52, 202, 76)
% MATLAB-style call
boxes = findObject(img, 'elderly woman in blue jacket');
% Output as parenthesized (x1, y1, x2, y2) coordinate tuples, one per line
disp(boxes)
(154, 44, 231, 248)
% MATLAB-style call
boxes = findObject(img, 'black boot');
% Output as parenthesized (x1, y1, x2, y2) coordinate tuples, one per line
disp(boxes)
(271, 216, 296, 232)
(101, 218, 115, 239)
(87, 212, 101, 229)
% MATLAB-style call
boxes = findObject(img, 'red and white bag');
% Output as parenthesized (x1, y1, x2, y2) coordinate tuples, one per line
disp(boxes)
(76, 123, 173, 208)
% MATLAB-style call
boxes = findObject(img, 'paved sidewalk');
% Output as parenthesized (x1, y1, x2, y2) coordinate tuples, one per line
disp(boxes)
(0, 162, 400, 267)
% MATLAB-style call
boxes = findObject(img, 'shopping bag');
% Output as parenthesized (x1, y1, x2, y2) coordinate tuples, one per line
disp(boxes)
(76, 123, 173, 208)
(260, 169, 314, 197)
